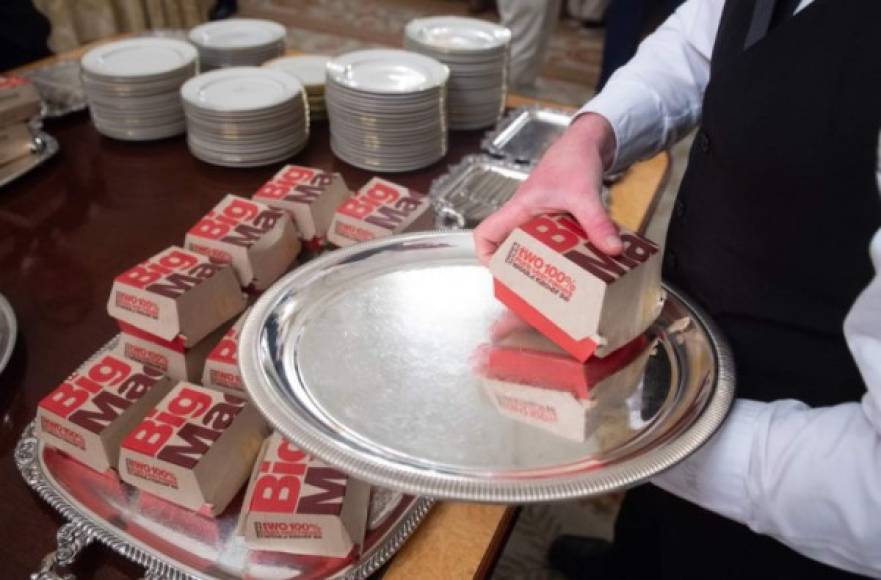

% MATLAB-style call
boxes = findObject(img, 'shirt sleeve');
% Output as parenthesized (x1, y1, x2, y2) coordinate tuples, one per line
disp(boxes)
(577, 0, 723, 172)
(653, 229, 881, 578)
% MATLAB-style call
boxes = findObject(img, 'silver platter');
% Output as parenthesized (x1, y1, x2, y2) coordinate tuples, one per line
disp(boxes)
(482, 106, 572, 165)
(17, 337, 432, 580)
(240, 232, 736, 503)
(0, 292, 16, 375)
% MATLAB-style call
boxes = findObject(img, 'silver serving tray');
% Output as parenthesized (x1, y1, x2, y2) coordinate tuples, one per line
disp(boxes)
(0, 292, 16, 375)
(430, 154, 529, 230)
(16, 338, 432, 580)
(239, 232, 736, 503)
(0, 131, 59, 189)
(481, 106, 571, 164)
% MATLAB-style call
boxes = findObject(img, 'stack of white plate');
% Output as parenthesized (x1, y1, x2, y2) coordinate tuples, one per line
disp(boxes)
(404, 16, 511, 130)
(181, 67, 309, 167)
(265, 55, 329, 121)
(81, 38, 197, 141)
(326, 49, 449, 172)
(189, 19, 286, 70)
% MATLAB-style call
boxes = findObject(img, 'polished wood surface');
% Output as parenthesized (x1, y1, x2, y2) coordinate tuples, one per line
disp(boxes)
(0, 78, 668, 579)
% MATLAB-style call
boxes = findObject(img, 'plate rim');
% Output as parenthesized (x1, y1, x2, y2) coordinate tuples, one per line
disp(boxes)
(239, 231, 737, 503)
(0, 292, 16, 375)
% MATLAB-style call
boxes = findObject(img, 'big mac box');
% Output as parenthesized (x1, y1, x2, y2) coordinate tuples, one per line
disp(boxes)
(107, 246, 246, 350)
(238, 432, 371, 558)
(36, 353, 174, 473)
(185, 194, 300, 291)
(0, 76, 41, 127)
(489, 214, 664, 362)
(201, 309, 248, 395)
(252, 164, 350, 246)
(115, 322, 225, 383)
(119, 382, 268, 515)
(327, 177, 431, 248)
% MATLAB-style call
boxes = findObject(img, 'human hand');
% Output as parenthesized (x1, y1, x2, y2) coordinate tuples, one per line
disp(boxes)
(473, 113, 621, 265)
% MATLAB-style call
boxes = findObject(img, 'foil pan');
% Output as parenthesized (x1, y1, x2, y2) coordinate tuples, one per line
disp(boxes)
(430, 154, 610, 230)
(23, 60, 87, 119)
(16, 337, 432, 580)
(481, 106, 571, 164)
(430, 154, 528, 229)
(239, 232, 736, 503)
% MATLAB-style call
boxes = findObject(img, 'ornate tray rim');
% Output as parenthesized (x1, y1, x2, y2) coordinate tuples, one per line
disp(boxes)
(0, 131, 60, 190)
(15, 337, 434, 580)
(479, 105, 572, 164)
(239, 231, 737, 504)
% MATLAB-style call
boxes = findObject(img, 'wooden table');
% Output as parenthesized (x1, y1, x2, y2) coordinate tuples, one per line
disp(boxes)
(0, 56, 668, 580)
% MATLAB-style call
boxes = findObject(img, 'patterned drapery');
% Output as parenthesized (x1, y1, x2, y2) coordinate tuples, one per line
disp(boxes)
(33, 0, 212, 52)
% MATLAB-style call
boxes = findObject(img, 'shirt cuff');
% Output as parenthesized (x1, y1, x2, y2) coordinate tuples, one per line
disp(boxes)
(575, 79, 665, 173)
(651, 399, 766, 526)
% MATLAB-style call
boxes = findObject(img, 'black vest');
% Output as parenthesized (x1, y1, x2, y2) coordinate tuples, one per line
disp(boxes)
(612, 2, 881, 578)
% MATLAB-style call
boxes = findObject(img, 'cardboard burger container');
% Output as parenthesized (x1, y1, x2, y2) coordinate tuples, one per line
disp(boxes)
(36, 353, 175, 473)
(119, 382, 268, 516)
(0, 76, 41, 127)
(185, 194, 301, 291)
(489, 214, 665, 362)
(238, 432, 371, 558)
(115, 321, 226, 383)
(327, 177, 431, 248)
(252, 164, 350, 245)
(201, 309, 248, 395)
(107, 246, 247, 349)
(0, 122, 35, 166)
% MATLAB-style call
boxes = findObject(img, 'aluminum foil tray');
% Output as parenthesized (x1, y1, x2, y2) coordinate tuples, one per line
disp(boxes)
(430, 154, 528, 229)
(16, 337, 432, 580)
(481, 106, 571, 164)
(240, 232, 736, 504)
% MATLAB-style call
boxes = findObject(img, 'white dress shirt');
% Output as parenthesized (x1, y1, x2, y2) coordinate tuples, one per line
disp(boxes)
(578, 0, 881, 576)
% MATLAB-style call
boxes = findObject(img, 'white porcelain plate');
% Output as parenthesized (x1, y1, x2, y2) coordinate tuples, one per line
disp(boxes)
(266, 55, 330, 87)
(327, 49, 448, 94)
(81, 38, 196, 78)
(189, 18, 286, 49)
(406, 16, 511, 53)
(181, 67, 302, 111)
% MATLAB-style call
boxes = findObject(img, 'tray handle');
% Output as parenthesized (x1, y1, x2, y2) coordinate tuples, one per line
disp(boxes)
(31, 522, 94, 580)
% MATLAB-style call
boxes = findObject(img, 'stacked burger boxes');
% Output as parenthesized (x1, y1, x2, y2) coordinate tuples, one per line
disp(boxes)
(109, 246, 247, 383)
(0, 76, 41, 168)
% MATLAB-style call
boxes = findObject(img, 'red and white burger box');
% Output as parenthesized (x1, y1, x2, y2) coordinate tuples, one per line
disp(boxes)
(489, 214, 664, 362)
(107, 245, 246, 349)
(119, 382, 268, 515)
(185, 194, 301, 291)
(252, 164, 350, 246)
(238, 432, 370, 558)
(114, 322, 224, 384)
(36, 353, 174, 473)
(201, 309, 248, 395)
(0, 75, 41, 127)
(327, 178, 430, 248)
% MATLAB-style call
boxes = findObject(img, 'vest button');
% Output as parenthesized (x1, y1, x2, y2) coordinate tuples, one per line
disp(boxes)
(698, 130, 711, 153)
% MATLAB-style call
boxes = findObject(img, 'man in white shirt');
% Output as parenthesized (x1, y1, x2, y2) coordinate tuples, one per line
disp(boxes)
(476, 0, 881, 577)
